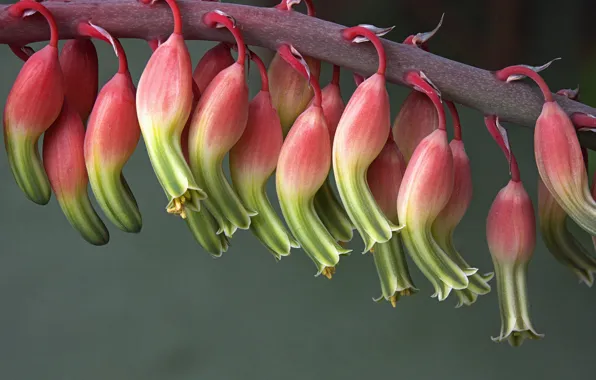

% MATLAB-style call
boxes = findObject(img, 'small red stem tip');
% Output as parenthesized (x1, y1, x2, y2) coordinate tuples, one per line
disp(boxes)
(445, 100, 462, 140)
(495, 65, 553, 103)
(77, 22, 129, 74)
(203, 11, 246, 65)
(484, 115, 520, 182)
(342, 26, 387, 76)
(9, 1, 59, 47)
(404, 71, 446, 131)
(277, 44, 321, 107)
(331, 65, 341, 86)
(140, 0, 183, 35)
(275, 0, 315, 16)
(249, 50, 269, 92)
(9, 44, 33, 62)
(571, 113, 596, 130)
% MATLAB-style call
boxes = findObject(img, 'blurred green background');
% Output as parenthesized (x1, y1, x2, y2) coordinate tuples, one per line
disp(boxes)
(1, 0, 595, 379)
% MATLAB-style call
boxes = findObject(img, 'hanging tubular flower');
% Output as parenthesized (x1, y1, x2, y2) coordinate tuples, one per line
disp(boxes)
(313, 65, 354, 244)
(432, 101, 493, 308)
(367, 134, 417, 307)
(495, 63, 596, 237)
(78, 22, 142, 234)
(188, 10, 254, 237)
(192, 42, 234, 93)
(397, 71, 478, 301)
(4, 1, 64, 205)
(136, 0, 205, 219)
(229, 50, 299, 259)
(333, 24, 401, 253)
(43, 101, 109, 246)
(59, 39, 98, 122)
(484, 115, 543, 347)
(276, 44, 351, 278)
(268, 0, 321, 135)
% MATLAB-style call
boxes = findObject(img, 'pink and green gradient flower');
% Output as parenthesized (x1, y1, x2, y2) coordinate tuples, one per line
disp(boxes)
(79, 23, 142, 234)
(431, 102, 493, 307)
(229, 50, 299, 259)
(484, 115, 543, 347)
(43, 101, 109, 246)
(59, 39, 98, 122)
(3, 1, 64, 205)
(275, 44, 350, 279)
(188, 10, 254, 237)
(192, 42, 234, 94)
(136, 0, 205, 219)
(313, 65, 354, 244)
(333, 25, 401, 253)
(367, 134, 417, 307)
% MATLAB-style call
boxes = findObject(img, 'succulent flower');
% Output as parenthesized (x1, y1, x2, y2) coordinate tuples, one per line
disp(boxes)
(193, 42, 234, 93)
(229, 50, 299, 259)
(136, 0, 205, 219)
(333, 25, 401, 252)
(43, 100, 109, 245)
(188, 10, 255, 237)
(392, 91, 438, 162)
(59, 39, 98, 122)
(4, 1, 64, 205)
(275, 44, 351, 278)
(78, 22, 142, 234)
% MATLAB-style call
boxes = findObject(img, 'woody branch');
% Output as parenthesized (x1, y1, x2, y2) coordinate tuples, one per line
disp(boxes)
(1, 0, 596, 149)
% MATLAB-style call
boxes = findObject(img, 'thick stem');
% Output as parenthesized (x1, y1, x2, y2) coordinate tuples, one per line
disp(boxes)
(249, 49, 269, 92)
(203, 11, 245, 64)
(342, 26, 386, 75)
(8, 1, 59, 47)
(404, 71, 446, 131)
(495, 65, 553, 103)
(446, 100, 462, 140)
(484, 115, 521, 182)
(141, 0, 183, 35)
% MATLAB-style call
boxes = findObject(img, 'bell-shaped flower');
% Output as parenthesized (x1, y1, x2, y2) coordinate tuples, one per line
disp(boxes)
(229, 50, 299, 259)
(193, 42, 234, 93)
(275, 44, 351, 278)
(188, 10, 255, 237)
(333, 25, 401, 252)
(4, 2, 64, 205)
(43, 101, 109, 245)
(367, 135, 417, 307)
(392, 91, 438, 162)
(136, 0, 205, 219)
(59, 39, 98, 122)
(79, 23, 142, 233)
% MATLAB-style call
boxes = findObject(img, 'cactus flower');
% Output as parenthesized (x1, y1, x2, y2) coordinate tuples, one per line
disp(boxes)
(229, 50, 299, 259)
(276, 44, 351, 278)
(188, 10, 255, 237)
(367, 134, 417, 306)
(78, 22, 142, 233)
(392, 91, 438, 162)
(43, 101, 109, 245)
(333, 25, 401, 252)
(59, 39, 98, 122)
(193, 42, 234, 93)
(496, 65, 596, 237)
(4, 1, 64, 205)
(136, 0, 205, 219)
(313, 65, 354, 244)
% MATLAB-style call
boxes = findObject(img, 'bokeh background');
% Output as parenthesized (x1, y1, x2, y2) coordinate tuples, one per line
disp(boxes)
(0, 0, 595, 379)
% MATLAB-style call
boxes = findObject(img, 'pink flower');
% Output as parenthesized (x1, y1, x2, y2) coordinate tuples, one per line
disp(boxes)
(59, 39, 98, 122)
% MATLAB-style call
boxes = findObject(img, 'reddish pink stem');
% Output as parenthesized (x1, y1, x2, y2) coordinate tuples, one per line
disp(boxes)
(249, 50, 269, 92)
(404, 71, 446, 131)
(78, 22, 128, 74)
(203, 11, 245, 65)
(445, 100, 462, 140)
(8, 44, 33, 62)
(484, 115, 520, 182)
(495, 65, 553, 103)
(571, 113, 596, 129)
(342, 26, 386, 76)
(9, 1, 59, 47)
(331, 64, 340, 86)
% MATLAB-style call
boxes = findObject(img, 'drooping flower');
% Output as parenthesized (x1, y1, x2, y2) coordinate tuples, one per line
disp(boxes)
(397, 71, 476, 301)
(193, 42, 234, 94)
(43, 101, 109, 246)
(4, 1, 64, 205)
(136, 0, 205, 219)
(431, 101, 493, 307)
(78, 22, 142, 234)
(484, 115, 543, 347)
(59, 39, 98, 122)
(276, 44, 351, 278)
(188, 10, 255, 237)
(367, 134, 417, 307)
(313, 65, 354, 244)
(229, 50, 299, 259)
(333, 25, 401, 252)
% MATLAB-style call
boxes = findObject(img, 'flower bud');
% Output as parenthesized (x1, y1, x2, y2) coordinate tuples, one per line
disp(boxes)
(538, 177, 596, 286)
(136, 4, 205, 220)
(229, 52, 299, 259)
(193, 42, 234, 93)
(367, 136, 417, 306)
(43, 101, 109, 245)
(59, 39, 98, 122)
(487, 179, 543, 346)
(4, 2, 64, 205)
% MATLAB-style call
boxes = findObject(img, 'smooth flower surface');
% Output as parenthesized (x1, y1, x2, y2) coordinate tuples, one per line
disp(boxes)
(59, 39, 98, 122)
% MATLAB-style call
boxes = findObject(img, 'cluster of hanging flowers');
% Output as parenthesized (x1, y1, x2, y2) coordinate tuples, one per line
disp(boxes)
(5, 0, 596, 347)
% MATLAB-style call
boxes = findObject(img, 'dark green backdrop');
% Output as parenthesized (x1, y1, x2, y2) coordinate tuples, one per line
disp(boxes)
(0, 0, 594, 379)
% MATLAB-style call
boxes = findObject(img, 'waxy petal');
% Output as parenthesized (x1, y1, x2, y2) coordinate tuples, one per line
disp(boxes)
(59, 39, 98, 122)
(185, 208, 230, 257)
(313, 179, 354, 243)
(193, 42, 234, 93)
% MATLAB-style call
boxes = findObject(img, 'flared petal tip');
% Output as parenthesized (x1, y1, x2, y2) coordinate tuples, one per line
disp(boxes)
(491, 328, 544, 347)
(315, 266, 337, 280)
(373, 287, 419, 307)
